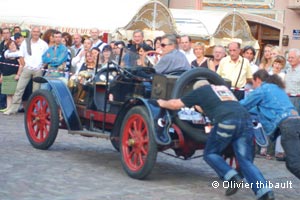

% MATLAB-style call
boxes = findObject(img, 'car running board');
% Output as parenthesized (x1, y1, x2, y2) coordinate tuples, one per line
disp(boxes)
(68, 130, 110, 139)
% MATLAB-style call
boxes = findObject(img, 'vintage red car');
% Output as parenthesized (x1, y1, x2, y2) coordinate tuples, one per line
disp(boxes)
(24, 62, 237, 179)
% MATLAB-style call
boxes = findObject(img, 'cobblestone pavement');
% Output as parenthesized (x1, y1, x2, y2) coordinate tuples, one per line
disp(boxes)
(1, 114, 299, 200)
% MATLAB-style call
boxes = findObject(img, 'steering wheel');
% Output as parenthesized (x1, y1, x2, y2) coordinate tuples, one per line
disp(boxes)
(122, 66, 156, 82)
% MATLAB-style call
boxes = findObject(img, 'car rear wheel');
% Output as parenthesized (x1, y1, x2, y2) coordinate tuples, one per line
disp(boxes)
(24, 90, 59, 150)
(171, 68, 226, 143)
(120, 106, 157, 179)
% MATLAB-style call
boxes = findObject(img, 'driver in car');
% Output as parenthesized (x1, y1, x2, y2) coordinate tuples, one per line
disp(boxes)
(155, 80, 274, 200)
(154, 34, 190, 75)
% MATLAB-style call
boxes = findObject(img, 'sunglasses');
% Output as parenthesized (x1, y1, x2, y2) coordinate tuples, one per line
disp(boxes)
(160, 43, 172, 48)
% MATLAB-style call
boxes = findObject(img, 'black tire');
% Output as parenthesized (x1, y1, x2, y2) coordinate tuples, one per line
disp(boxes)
(120, 106, 157, 179)
(171, 68, 226, 143)
(110, 137, 120, 152)
(24, 90, 59, 150)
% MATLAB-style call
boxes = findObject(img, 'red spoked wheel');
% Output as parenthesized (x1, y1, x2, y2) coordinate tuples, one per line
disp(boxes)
(24, 90, 59, 150)
(120, 106, 157, 179)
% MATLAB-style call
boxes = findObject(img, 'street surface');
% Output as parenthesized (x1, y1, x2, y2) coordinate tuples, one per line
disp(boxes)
(1, 114, 299, 200)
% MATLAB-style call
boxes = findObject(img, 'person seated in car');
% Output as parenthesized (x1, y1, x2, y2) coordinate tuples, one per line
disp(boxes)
(154, 34, 190, 75)
(79, 50, 96, 72)
(99, 45, 115, 69)
(77, 50, 96, 84)
(136, 43, 154, 67)
(112, 40, 126, 66)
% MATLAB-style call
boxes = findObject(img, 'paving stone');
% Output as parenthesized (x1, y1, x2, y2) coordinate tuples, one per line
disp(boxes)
(0, 114, 299, 200)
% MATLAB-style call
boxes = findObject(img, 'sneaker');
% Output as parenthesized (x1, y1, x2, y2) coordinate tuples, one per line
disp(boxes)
(3, 110, 17, 115)
(0, 108, 8, 112)
(258, 191, 275, 200)
(225, 174, 243, 196)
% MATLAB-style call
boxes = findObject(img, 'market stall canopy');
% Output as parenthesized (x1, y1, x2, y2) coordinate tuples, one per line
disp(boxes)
(114, 0, 175, 41)
(1, 0, 259, 49)
(0, 0, 149, 35)
(170, 9, 228, 40)
(114, 0, 228, 41)
(210, 11, 260, 49)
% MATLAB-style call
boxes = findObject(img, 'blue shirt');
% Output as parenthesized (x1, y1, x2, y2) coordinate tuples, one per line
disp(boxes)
(42, 44, 68, 67)
(240, 82, 298, 135)
(154, 49, 190, 74)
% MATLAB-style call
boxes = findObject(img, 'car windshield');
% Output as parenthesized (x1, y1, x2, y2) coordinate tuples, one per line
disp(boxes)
(111, 44, 158, 68)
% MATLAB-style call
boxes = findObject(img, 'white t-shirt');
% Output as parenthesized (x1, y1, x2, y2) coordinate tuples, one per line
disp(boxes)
(180, 48, 196, 65)
(19, 38, 48, 69)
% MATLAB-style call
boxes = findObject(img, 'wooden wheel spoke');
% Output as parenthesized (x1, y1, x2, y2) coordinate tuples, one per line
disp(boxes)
(128, 128, 135, 138)
(141, 127, 147, 137)
(121, 109, 157, 179)
(136, 118, 143, 131)
(133, 152, 138, 166)
(138, 152, 144, 165)
(45, 119, 51, 125)
(133, 120, 138, 132)
(128, 150, 135, 159)
(25, 91, 59, 150)
(140, 146, 147, 155)
(33, 102, 40, 112)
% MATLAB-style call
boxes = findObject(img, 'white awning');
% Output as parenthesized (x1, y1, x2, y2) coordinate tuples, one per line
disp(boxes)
(170, 9, 228, 39)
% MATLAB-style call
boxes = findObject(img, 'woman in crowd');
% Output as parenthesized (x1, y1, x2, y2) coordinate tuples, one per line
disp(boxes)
(191, 42, 208, 68)
(0, 40, 24, 112)
(269, 55, 286, 81)
(259, 44, 273, 72)
(242, 45, 259, 74)
(79, 50, 96, 72)
(136, 43, 153, 67)
(271, 46, 282, 58)
(99, 45, 114, 68)
(42, 29, 56, 46)
(91, 47, 101, 64)
(72, 38, 93, 74)
(154, 36, 162, 52)
(151, 36, 162, 65)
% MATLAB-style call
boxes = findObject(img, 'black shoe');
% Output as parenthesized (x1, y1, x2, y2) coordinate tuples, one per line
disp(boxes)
(18, 108, 25, 113)
(225, 174, 243, 196)
(258, 191, 275, 200)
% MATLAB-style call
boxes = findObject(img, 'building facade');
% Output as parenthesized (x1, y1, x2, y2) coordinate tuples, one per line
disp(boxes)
(160, 0, 300, 54)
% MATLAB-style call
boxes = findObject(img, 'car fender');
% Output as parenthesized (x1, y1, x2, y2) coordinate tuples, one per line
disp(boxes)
(33, 77, 82, 130)
(112, 97, 171, 146)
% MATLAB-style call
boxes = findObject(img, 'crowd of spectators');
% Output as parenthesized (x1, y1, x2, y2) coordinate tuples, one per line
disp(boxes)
(0, 26, 299, 179)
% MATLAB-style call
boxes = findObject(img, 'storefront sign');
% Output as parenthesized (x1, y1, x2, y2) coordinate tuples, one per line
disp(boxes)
(292, 29, 300, 40)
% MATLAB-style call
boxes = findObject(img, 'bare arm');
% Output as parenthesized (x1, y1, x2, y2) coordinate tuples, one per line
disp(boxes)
(4, 50, 20, 59)
(157, 99, 185, 110)
(16, 57, 24, 75)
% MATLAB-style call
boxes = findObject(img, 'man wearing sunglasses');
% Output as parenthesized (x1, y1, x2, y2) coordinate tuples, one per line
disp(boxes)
(154, 34, 190, 74)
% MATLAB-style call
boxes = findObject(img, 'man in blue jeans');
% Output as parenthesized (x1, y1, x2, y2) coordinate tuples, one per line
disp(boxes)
(157, 80, 274, 200)
(240, 69, 300, 180)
